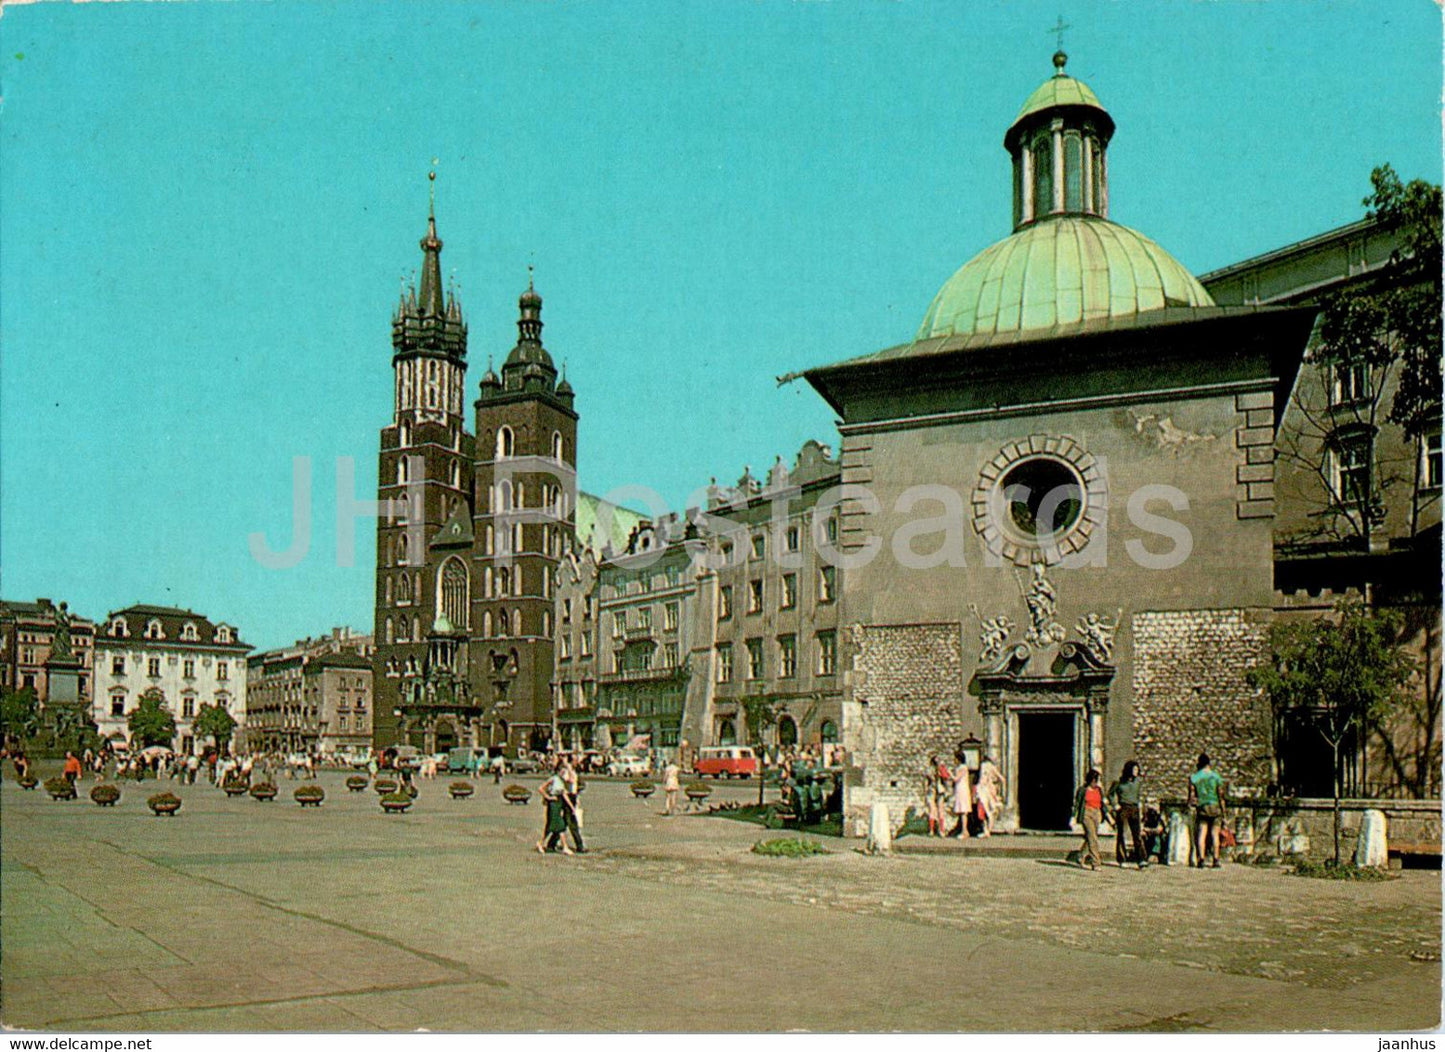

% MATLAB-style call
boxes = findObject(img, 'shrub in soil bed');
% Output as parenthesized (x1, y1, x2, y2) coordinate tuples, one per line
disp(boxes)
(751, 837, 828, 858)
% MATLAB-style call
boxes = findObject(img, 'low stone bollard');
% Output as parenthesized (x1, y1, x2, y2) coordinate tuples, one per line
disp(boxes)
(1354, 808, 1388, 868)
(866, 801, 892, 855)
(1167, 809, 1192, 866)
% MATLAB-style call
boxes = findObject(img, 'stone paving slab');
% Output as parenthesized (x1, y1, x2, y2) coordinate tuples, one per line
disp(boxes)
(2, 771, 1439, 1032)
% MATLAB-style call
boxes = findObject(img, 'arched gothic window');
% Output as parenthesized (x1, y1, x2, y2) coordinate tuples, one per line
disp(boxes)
(512, 609, 522, 636)
(385, 617, 395, 645)
(496, 426, 514, 459)
(483, 610, 493, 637)
(552, 431, 564, 461)
(438, 557, 469, 629)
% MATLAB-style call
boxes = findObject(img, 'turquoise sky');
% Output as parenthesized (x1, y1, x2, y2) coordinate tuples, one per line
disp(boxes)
(2, 1, 1440, 651)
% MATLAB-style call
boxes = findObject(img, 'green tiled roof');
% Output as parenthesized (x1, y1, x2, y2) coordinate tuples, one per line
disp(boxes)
(915, 216, 1215, 342)
(1012, 73, 1105, 128)
(575, 492, 648, 555)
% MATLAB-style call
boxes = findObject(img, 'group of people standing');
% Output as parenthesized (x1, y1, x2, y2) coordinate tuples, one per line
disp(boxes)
(1072, 753, 1227, 870)
(923, 748, 1005, 838)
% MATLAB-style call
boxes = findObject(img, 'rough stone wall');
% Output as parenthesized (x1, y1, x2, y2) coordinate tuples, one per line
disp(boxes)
(846, 622, 966, 827)
(1132, 608, 1273, 798)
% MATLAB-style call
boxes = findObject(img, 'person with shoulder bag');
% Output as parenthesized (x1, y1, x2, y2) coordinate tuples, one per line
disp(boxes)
(1188, 753, 1227, 869)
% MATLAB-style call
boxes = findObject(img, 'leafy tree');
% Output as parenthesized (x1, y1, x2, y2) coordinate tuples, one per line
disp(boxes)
(1248, 597, 1417, 863)
(127, 688, 176, 748)
(743, 696, 777, 806)
(0, 687, 40, 745)
(193, 703, 237, 749)
(1289, 165, 1443, 547)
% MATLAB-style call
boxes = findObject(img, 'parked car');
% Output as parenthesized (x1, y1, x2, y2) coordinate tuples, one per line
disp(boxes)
(693, 746, 759, 779)
(508, 755, 542, 774)
(607, 753, 650, 777)
(391, 745, 422, 771)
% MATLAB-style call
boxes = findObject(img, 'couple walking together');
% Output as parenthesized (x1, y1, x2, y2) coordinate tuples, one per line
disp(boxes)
(537, 759, 586, 855)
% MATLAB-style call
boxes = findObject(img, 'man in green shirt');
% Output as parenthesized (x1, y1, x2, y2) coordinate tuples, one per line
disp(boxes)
(1187, 753, 1227, 868)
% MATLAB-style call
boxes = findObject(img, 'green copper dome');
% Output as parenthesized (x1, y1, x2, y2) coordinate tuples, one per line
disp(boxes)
(915, 215, 1215, 342)
(1012, 73, 1104, 129)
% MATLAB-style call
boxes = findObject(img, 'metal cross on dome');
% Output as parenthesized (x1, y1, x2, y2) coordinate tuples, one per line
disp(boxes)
(1049, 15, 1070, 52)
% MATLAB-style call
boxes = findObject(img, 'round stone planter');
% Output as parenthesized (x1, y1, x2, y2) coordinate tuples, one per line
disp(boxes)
(380, 793, 413, 813)
(294, 786, 325, 808)
(147, 793, 182, 817)
(90, 784, 122, 807)
(630, 782, 656, 799)
(44, 778, 77, 801)
(373, 779, 399, 795)
(249, 783, 278, 802)
(448, 782, 475, 799)
(685, 785, 712, 807)
(18, 776, 38, 791)
(345, 776, 369, 793)
(223, 782, 248, 797)
(502, 785, 531, 805)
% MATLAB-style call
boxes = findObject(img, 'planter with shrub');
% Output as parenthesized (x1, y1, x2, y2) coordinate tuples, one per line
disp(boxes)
(44, 777, 77, 801)
(147, 792, 182, 816)
(294, 785, 325, 807)
(222, 779, 248, 797)
(448, 781, 475, 799)
(90, 784, 121, 807)
(18, 775, 38, 790)
(373, 778, 399, 795)
(249, 782, 278, 802)
(345, 775, 369, 793)
(684, 782, 712, 803)
(380, 791, 412, 813)
(502, 784, 531, 805)
(630, 781, 656, 798)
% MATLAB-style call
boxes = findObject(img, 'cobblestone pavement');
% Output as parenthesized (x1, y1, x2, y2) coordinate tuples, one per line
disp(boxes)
(2, 770, 1439, 1032)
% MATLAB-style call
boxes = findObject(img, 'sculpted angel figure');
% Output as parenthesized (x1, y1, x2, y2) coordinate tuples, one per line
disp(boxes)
(1075, 610, 1121, 662)
(970, 605, 1015, 665)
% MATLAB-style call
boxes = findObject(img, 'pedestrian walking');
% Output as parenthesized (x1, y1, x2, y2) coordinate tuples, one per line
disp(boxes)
(560, 761, 587, 853)
(662, 758, 681, 816)
(1187, 753, 1227, 869)
(949, 747, 972, 839)
(62, 751, 82, 787)
(536, 762, 572, 855)
(1108, 761, 1147, 869)
(976, 755, 1005, 837)
(1072, 768, 1108, 870)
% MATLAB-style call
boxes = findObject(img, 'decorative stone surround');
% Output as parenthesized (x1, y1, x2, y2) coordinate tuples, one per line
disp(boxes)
(971, 434, 1106, 567)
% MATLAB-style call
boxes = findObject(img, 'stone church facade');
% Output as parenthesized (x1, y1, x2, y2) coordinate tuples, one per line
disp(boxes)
(801, 52, 1318, 831)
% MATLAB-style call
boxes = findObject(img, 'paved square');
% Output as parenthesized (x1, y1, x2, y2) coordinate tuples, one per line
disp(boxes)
(2, 771, 1438, 1032)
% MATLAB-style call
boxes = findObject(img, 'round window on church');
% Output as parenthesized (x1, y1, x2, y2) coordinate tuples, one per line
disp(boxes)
(972, 436, 1102, 568)
(999, 457, 1084, 542)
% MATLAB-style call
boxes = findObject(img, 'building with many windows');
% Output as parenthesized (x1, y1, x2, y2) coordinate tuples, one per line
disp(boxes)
(550, 440, 844, 760)
(93, 605, 249, 754)
(0, 598, 94, 711)
(245, 628, 374, 755)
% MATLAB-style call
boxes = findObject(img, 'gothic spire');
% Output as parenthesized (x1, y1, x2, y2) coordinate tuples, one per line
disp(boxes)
(417, 172, 445, 319)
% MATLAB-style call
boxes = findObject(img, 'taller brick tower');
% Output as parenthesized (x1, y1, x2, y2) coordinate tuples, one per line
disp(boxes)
(471, 276, 578, 754)
(372, 192, 477, 751)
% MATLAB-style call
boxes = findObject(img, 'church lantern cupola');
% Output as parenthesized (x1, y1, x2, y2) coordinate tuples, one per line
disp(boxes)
(498, 271, 558, 395)
(1004, 51, 1115, 230)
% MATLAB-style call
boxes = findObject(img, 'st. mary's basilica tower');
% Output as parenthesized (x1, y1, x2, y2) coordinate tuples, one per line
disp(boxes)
(373, 189, 577, 757)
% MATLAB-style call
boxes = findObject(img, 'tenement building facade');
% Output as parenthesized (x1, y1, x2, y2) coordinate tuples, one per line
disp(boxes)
(93, 605, 250, 754)
(372, 201, 577, 757)
(0, 598, 95, 711)
(550, 441, 845, 759)
(800, 53, 1318, 832)
(245, 628, 374, 755)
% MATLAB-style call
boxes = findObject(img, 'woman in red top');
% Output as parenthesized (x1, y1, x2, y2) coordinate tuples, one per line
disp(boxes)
(1072, 769, 1110, 870)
